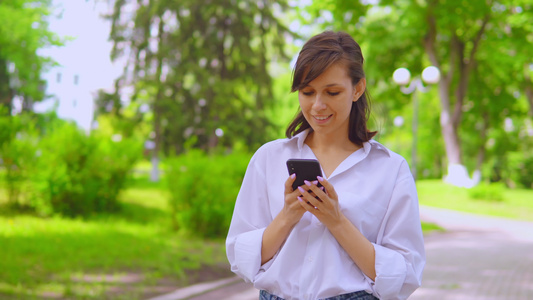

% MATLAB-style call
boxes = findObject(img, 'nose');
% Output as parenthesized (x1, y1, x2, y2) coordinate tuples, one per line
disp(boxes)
(312, 95, 327, 111)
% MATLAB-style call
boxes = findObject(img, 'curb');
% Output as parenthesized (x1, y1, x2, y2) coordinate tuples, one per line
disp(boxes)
(147, 276, 242, 300)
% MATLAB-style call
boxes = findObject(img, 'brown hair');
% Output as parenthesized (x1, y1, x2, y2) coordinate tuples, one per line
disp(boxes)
(285, 31, 377, 146)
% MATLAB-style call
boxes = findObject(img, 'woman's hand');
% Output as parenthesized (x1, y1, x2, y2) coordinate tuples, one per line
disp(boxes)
(281, 174, 308, 226)
(297, 176, 377, 280)
(261, 174, 308, 264)
(297, 176, 342, 228)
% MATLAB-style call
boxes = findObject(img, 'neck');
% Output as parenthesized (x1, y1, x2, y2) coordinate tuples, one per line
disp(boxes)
(305, 129, 360, 153)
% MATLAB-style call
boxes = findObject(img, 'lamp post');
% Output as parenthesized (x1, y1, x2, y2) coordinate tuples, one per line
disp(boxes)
(392, 66, 440, 180)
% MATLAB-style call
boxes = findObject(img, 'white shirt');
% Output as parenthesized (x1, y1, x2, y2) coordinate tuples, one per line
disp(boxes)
(226, 130, 425, 300)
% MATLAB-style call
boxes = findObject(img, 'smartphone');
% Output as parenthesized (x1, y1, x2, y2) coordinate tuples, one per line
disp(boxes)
(286, 159, 323, 191)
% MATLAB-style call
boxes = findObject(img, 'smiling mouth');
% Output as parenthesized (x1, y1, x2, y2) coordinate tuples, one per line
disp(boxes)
(314, 115, 332, 121)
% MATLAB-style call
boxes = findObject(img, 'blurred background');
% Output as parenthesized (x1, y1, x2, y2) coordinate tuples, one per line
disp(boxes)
(0, 0, 532, 299)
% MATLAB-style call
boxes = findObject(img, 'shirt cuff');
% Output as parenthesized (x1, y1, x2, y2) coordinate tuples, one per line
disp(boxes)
(233, 228, 267, 282)
(367, 243, 407, 299)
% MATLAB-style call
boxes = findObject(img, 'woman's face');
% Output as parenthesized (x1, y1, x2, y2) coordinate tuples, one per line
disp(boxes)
(298, 63, 365, 141)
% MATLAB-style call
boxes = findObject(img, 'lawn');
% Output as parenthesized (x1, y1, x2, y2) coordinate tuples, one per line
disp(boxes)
(417, 179, 533, 221)
(0, 177, 232, 300)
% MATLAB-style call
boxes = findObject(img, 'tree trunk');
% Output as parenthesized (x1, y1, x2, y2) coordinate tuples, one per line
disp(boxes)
(526, 85, 533, 118)
(473, 112, 490, 184)
(424, 6, 489, 187)
(525, 64, 533, 117)
(0, 58, 13, 115)
(150, 17, 165, 183)
(425, 14, 463, 166)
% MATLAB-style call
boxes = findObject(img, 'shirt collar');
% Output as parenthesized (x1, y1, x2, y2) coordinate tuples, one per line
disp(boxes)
(366, 139, 391, 157)
(292, 129, 391, 157)
(294, 129, 310, 151)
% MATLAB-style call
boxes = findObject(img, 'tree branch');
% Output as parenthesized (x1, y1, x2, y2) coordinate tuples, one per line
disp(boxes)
(423, 2, 440, 71)
(452, 13, 491, 128)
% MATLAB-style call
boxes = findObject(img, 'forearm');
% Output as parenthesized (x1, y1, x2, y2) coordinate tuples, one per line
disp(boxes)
(328, 214, 376, 281)
(261, 210, 297, 265)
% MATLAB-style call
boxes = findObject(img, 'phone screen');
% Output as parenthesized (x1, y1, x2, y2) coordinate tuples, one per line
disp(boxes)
(286, 159, 323, 191)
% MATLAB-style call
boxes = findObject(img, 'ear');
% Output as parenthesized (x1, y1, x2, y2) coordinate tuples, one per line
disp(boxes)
(353, 78, 366, 102)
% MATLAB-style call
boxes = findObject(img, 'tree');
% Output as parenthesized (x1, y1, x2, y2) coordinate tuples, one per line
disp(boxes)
(105, 0, 294, 180)
(306, 0, 533, 186)
(0, 0, 61, 115)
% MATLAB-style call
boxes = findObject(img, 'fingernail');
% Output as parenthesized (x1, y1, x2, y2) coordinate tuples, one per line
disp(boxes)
(290, 173, 296, 179)
(312, 180, 318, 185)
(304, 180, 311, 186)
(298, 186, 306, 193)
(297, 196, 303, 202)
(320, 186, 325, 191)
(317, 176, 324, 182)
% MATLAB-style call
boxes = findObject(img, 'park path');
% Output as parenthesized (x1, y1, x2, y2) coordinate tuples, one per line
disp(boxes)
(149, 206, 533, 300)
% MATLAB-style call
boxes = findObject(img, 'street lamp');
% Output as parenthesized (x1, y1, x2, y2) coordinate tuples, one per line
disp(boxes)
(393, 66, 440, 180)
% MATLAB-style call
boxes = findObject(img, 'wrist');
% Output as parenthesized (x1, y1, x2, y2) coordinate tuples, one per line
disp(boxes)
(326, 213, 350, 233)
(278, 208, 300, 229)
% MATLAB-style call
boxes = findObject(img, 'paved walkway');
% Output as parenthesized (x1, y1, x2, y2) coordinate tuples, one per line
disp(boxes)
(149, 206, 533, 300)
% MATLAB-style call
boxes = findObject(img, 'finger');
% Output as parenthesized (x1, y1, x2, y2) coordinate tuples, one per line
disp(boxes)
(296, 185, 312, 201)
(317, 176, 338, 199)
(304, 180, 328, 202)
(284, 173, 297, 194)
(297, 196, 318, 210)
(298, 185, 322, 207)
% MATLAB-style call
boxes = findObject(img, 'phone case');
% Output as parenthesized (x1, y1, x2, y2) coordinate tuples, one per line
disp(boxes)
(286, 159, 323, 191)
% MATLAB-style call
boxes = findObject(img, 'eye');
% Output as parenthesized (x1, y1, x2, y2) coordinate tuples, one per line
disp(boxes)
(302, 91, 314, 96)
(327, 91, 340, 96)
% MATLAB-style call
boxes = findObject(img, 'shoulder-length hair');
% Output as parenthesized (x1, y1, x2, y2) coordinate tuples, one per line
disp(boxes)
(285, 31, 377, 146)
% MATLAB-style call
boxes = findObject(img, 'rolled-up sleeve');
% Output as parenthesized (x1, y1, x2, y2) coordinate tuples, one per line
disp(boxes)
(226, 151, 273, 282)
(367, 160, 426, 300)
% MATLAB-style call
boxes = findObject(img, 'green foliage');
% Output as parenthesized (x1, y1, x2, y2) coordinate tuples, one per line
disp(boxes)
(0, 0, 63, 112)
(267, 70, 300, 139)
(305, 0, 533, 185)
(1, 111, 143, 217)
(165, 150, 251, 238)
(31, 122, 142, 217)
(507, 151, 533, 189)
(0, 112, 39, 206)
(468, 182, 506, 202)
(107, 0, 295, 154)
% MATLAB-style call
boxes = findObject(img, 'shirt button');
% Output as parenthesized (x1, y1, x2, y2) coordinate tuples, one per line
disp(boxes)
(308, 257, 313, 262)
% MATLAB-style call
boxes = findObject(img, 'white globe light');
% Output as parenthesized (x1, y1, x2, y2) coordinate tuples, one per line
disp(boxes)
(393, 116, 404, 127)
(393, 68, 411, 85)
(422, 66, 440, 84)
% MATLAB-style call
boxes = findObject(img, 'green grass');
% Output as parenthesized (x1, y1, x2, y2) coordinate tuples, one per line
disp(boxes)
(421, 222, 443, 233)
(0, 176, 229, 300)
(417, 179, 533, 221)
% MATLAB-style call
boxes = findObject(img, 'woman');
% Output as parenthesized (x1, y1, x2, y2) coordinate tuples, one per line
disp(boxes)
(226, 31, 425, 300)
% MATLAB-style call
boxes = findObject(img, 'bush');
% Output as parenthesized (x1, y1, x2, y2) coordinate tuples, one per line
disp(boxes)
(507, 151, 533, 189)
(31, 122, 142, 217)
(0, 113, 40, 207)
(468, 182, 506, 202)
(165, 150, 251, 238)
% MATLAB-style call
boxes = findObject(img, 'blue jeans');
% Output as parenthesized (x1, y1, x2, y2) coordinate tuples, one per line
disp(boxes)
(259, 290, 379, 300)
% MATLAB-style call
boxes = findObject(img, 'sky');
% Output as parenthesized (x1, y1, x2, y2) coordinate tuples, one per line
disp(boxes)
(33, 0, 124, 131)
